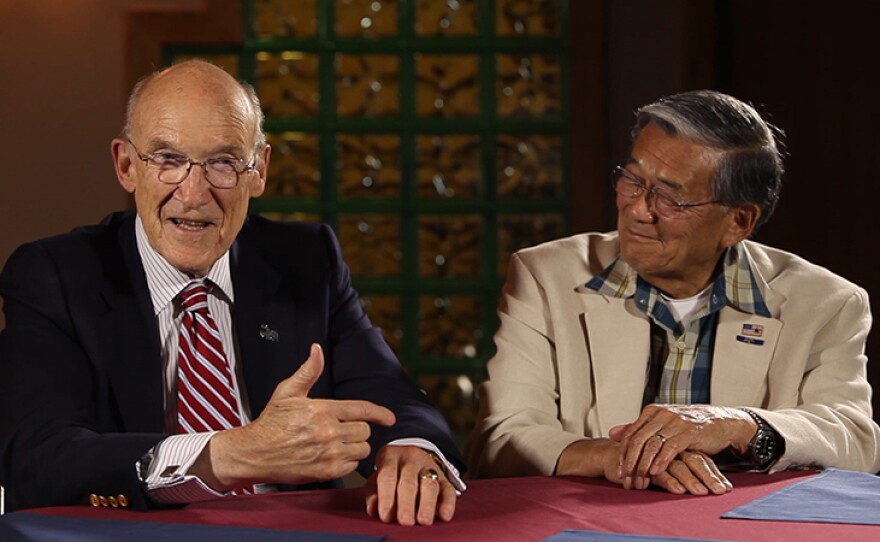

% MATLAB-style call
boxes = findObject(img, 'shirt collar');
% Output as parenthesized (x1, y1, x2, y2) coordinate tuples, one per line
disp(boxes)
(135, 215, 234, 315)
(585, 241, 771, 317)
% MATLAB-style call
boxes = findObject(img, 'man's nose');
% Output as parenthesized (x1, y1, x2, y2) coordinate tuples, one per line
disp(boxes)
(174, 163, 214, 207)
(628, 189, 657, 221)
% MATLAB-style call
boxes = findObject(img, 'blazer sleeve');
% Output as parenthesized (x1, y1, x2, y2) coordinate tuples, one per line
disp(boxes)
(760, 286, 880, 473)
(0, 242, 164, 511)
(466, 253, 585, 478)
(315, 224, 466, 477)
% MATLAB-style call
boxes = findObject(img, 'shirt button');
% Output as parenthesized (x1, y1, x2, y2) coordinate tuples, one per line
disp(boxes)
(676, 341, 687, 350)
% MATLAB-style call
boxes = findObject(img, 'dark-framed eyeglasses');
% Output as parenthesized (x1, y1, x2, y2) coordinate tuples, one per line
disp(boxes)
(127, 139, 257, 189)
(612, 166, 723, 219)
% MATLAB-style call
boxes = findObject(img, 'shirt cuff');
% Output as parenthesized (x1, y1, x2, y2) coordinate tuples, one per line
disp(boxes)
(385, 438, 467, 493)
(139, 432, 228, 504)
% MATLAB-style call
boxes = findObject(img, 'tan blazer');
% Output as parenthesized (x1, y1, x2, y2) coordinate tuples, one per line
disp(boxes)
(468, 232, 880, 477)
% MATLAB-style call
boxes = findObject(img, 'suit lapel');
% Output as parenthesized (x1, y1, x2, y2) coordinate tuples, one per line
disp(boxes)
(101, 216, 165, 432)
(710, 254, 786, 407)
(580, 293, 650, 434)
(710, 309, 782, 406)
(230, 223, 286, 417)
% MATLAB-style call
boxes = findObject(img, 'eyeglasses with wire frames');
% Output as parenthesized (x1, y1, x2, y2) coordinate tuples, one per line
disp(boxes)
(612, 166, 724, 219)
(127, 139, 257, 189)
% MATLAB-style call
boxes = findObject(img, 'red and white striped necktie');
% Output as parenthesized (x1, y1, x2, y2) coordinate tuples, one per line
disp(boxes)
(176, 280, 252, 494)
(176, 280, 242, 434)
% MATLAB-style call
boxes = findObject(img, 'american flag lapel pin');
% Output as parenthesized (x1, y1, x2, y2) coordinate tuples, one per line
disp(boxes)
(260, 324, 280, 342)
(736, 323, 765, 345)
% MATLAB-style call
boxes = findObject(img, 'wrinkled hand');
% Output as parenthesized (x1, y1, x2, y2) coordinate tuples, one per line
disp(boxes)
(557, 438, 730, 495)
(609, 404, 754, 484)
(365, 445, 457, 526)
(193, 344, 396, 490)
(650, 451, 732, 495)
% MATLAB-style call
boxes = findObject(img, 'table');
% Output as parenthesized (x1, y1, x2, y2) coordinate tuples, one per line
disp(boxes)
(6, 471, 878, 541)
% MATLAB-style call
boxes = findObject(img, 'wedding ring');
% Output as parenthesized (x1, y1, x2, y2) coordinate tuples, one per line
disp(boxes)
(419, 468, 440, 482)
(655, 434, 669, 443)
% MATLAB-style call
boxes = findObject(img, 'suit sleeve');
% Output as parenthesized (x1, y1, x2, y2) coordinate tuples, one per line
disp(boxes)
(316, 225, 466, 477)
(0, 242, 163, 511)
(760, 287, 880, 473)
(466, 253, 585, 478)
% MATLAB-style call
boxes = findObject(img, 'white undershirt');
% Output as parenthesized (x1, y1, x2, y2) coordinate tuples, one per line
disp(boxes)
(659, 285, 712, 329)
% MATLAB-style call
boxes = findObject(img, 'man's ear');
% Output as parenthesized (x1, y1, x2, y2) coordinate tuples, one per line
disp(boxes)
(722, 203, 761, 247)
(249, 143, 271, 198)
(111, 138, 137, 194)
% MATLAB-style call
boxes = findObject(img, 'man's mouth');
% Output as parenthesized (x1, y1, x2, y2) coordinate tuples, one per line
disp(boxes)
(170, 218, 212, 231)
(624, 227, 656, 241)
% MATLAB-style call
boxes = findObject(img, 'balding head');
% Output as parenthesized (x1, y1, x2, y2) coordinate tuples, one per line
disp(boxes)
(124, 60, 266, 154)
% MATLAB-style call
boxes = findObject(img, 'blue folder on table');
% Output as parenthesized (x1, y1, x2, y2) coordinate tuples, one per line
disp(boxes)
(722, 468, 880, 525)
(0, 512, 386, 542)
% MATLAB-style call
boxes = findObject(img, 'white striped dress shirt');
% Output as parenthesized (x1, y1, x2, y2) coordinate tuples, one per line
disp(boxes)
(135, 216, 255, 502)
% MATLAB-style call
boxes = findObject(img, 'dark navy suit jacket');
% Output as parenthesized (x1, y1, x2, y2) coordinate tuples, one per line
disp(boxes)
(0, 211, 464, 511)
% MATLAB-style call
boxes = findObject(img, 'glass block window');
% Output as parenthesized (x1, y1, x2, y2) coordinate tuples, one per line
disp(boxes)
(167, 0, 568, 442)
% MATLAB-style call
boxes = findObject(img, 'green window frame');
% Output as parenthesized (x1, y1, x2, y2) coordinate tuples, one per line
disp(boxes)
(166, 0, 569, 440)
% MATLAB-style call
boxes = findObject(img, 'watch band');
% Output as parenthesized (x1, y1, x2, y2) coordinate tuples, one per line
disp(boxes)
(740, 408, 781, 468)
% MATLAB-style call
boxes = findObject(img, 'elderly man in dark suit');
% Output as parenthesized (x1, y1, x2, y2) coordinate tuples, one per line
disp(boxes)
(0, 60, 464, 526)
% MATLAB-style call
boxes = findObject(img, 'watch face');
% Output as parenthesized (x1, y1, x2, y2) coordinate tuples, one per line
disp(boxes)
(753, 429, 776, 463)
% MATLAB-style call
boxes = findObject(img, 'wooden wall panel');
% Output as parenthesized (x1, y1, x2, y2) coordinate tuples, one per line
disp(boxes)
(718, 0, 880, 420)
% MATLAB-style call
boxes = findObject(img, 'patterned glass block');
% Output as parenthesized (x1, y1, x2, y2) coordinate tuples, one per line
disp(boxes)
(256, 52, 320, 117)
(339, 214, 402, 277)
(496, 53, 561, 117)
(171, 54, 239, 77)
(417, 374, 478, 438)
(496, 0, 560, 36)
(359, 294, 403, 355)
(416, 135, 481, 198)
(335, 0, 398, 37)
(258, 212, 321, 223)
(337, 134, 401, 198)
(419, 215, 481, 277)
(264, 132, 320, 198)
(415, 0, 479, 37)
(419, 295, 482, 358)
(336, 55, 400, 117)
(253, 0, 318, 38)
(496, 134, 562, 198)
(498, 213, 564, 277)
(416, 54, 479, 118)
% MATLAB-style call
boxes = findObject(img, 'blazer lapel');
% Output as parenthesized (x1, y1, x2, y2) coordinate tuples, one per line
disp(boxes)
(230, 226, 286, 417)
(580, 292, 650, 434)
(100, 216, 165, 432)
(710, 309, 782, 407)
(711, 246, 786, 407)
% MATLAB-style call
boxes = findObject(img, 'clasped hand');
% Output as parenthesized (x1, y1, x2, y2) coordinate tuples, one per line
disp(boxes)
(192, 343, 456, 525)
(607, 404, 755, 494)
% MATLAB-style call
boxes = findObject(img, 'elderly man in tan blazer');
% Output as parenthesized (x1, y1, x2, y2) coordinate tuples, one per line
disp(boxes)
(468, 90, 880, 495)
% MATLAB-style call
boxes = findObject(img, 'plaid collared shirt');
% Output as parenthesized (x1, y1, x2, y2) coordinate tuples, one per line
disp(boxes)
(586, 242, 771, 404)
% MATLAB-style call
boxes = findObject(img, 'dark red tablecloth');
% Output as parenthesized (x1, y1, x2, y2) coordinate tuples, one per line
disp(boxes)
(20, 471, 879, 541)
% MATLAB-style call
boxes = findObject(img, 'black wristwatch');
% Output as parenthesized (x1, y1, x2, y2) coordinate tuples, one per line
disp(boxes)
(741, 408, 781, 469)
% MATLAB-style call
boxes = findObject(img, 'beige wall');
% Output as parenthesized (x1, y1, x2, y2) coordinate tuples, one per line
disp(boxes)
(0, 0, 203, 328)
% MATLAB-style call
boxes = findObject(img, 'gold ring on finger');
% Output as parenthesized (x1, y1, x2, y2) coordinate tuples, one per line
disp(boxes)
(655, 434, 669, 443)
(419, 468, 439, 482)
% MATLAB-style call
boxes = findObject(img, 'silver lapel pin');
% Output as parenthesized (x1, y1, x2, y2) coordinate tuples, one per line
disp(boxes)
(260, 324, 280, 342)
